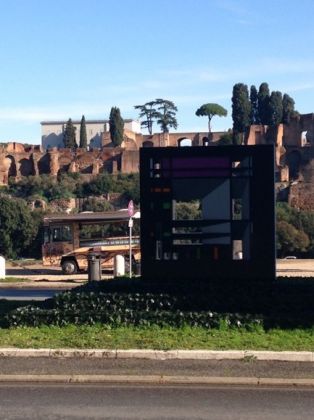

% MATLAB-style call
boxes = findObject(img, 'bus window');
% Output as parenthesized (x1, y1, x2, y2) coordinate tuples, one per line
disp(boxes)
(51, 226, 72, 242)
(43, 227, 50, 244)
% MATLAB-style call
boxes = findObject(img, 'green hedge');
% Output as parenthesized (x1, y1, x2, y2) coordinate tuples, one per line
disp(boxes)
(4, 291, 263, 329)
(4, 276, 314, 329)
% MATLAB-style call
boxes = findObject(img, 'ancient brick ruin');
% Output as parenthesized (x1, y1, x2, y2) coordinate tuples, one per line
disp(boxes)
(1, 114, 314, 211)
(0, 129, 223, 184)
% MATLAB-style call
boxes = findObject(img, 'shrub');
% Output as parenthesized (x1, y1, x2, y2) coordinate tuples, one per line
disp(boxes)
(4, 291, 264, 329)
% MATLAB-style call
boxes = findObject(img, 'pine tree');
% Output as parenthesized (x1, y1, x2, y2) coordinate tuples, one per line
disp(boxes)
(79, 115, 87, 148)
(195, 103, 227, 138)
(257, 83, 270, 125)
(134, 101, 158, 135)
(232, 83, 251, 144)
(63, 118, 77, 149)
(154, 99, 178, 133)
(109, 107, 124, 147)
(249, 85, 259, 124)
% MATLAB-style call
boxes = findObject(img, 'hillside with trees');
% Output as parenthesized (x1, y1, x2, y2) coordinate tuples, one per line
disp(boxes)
(0, 173, 140, 259)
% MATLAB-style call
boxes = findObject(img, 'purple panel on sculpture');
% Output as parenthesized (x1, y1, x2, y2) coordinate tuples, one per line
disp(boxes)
(162, 158, 171, 169)
(172, 169, 230, 177)
(172, 157, 230, 169)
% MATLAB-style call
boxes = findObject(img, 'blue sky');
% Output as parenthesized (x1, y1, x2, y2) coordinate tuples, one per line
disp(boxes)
(0, 0, 314, 144)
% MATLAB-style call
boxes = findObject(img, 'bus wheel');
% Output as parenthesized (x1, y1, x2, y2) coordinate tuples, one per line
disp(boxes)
(61, 259, 78, 275)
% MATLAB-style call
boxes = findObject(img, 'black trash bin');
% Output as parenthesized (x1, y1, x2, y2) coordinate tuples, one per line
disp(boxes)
(87, 252, 102, 282)
(134, 261, 141, 276)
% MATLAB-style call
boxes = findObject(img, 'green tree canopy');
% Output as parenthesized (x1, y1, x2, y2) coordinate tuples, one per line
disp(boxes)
(276, 202, 314, 256)
(195, 103, 227, 136)
(83, 173, 114, 196)
(8, 174, 81, 202)
(276, 220, 310, 257)
(175, 201, 201, 221)
(0, 195, 38, 258)
(217, 131, 233, 145)
(109, 107, 124, 147)
(154, 99, 178, 133)
(63, 118, 77, 149)
(82, 197, 113, 212)
(79, 115, 87, 148)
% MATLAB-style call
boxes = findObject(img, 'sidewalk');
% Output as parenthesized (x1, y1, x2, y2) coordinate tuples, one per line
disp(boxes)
(0, 349, 313, 386)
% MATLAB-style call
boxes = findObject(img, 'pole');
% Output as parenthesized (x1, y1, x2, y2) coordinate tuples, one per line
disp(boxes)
(128, 217, 133, 278)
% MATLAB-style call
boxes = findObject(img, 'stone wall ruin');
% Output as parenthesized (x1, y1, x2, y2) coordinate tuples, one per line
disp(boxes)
(2, 114, 314, 213)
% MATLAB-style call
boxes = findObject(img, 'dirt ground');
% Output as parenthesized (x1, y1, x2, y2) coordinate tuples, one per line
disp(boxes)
(2, 261, 106, 287)
(276, 259, 314, 277)
(1, 259, 314, 288)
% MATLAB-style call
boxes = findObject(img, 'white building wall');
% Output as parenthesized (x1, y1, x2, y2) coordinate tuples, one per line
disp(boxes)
(41, 119, 139, 149)
(125, 120, 141, 133)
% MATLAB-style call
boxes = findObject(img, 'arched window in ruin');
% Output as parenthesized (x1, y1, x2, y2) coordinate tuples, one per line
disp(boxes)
(301, 131, 311, 146)
(286, 150, 301, 180)
(37, 154, 51, 174)
(5, 155, 17, 178)
(143, 140, 154, 147)
(202, 137, 209, 146)
(178, 138, 192, 147)
(19, 158, 34, 177)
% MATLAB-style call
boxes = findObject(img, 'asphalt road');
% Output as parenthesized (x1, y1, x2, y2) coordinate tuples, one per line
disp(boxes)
(0, 288, 67, 300)
(0, 383, 313, 419)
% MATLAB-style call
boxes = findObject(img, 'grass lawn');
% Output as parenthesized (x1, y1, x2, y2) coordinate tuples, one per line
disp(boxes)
(0, 324, 313, 351)
(0, 277, 314, 351)
(0, 277, 29, 283)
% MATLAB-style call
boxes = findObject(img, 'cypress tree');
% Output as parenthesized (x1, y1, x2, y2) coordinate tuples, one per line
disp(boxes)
(109, 107, 124, 147)
(257, 83, 270, 125)
(63, 118, 77, 149)
(249, 85, 259, 124)
(282, 94, 296, 124)
(232, 83, 251, 144)
(268, 91, 283, 126)
(79, 115, 87, 148)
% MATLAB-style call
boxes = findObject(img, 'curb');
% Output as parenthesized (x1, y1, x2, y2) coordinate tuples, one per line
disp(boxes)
(0, 374, 313, 387)
(0, 349, 313, 362)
